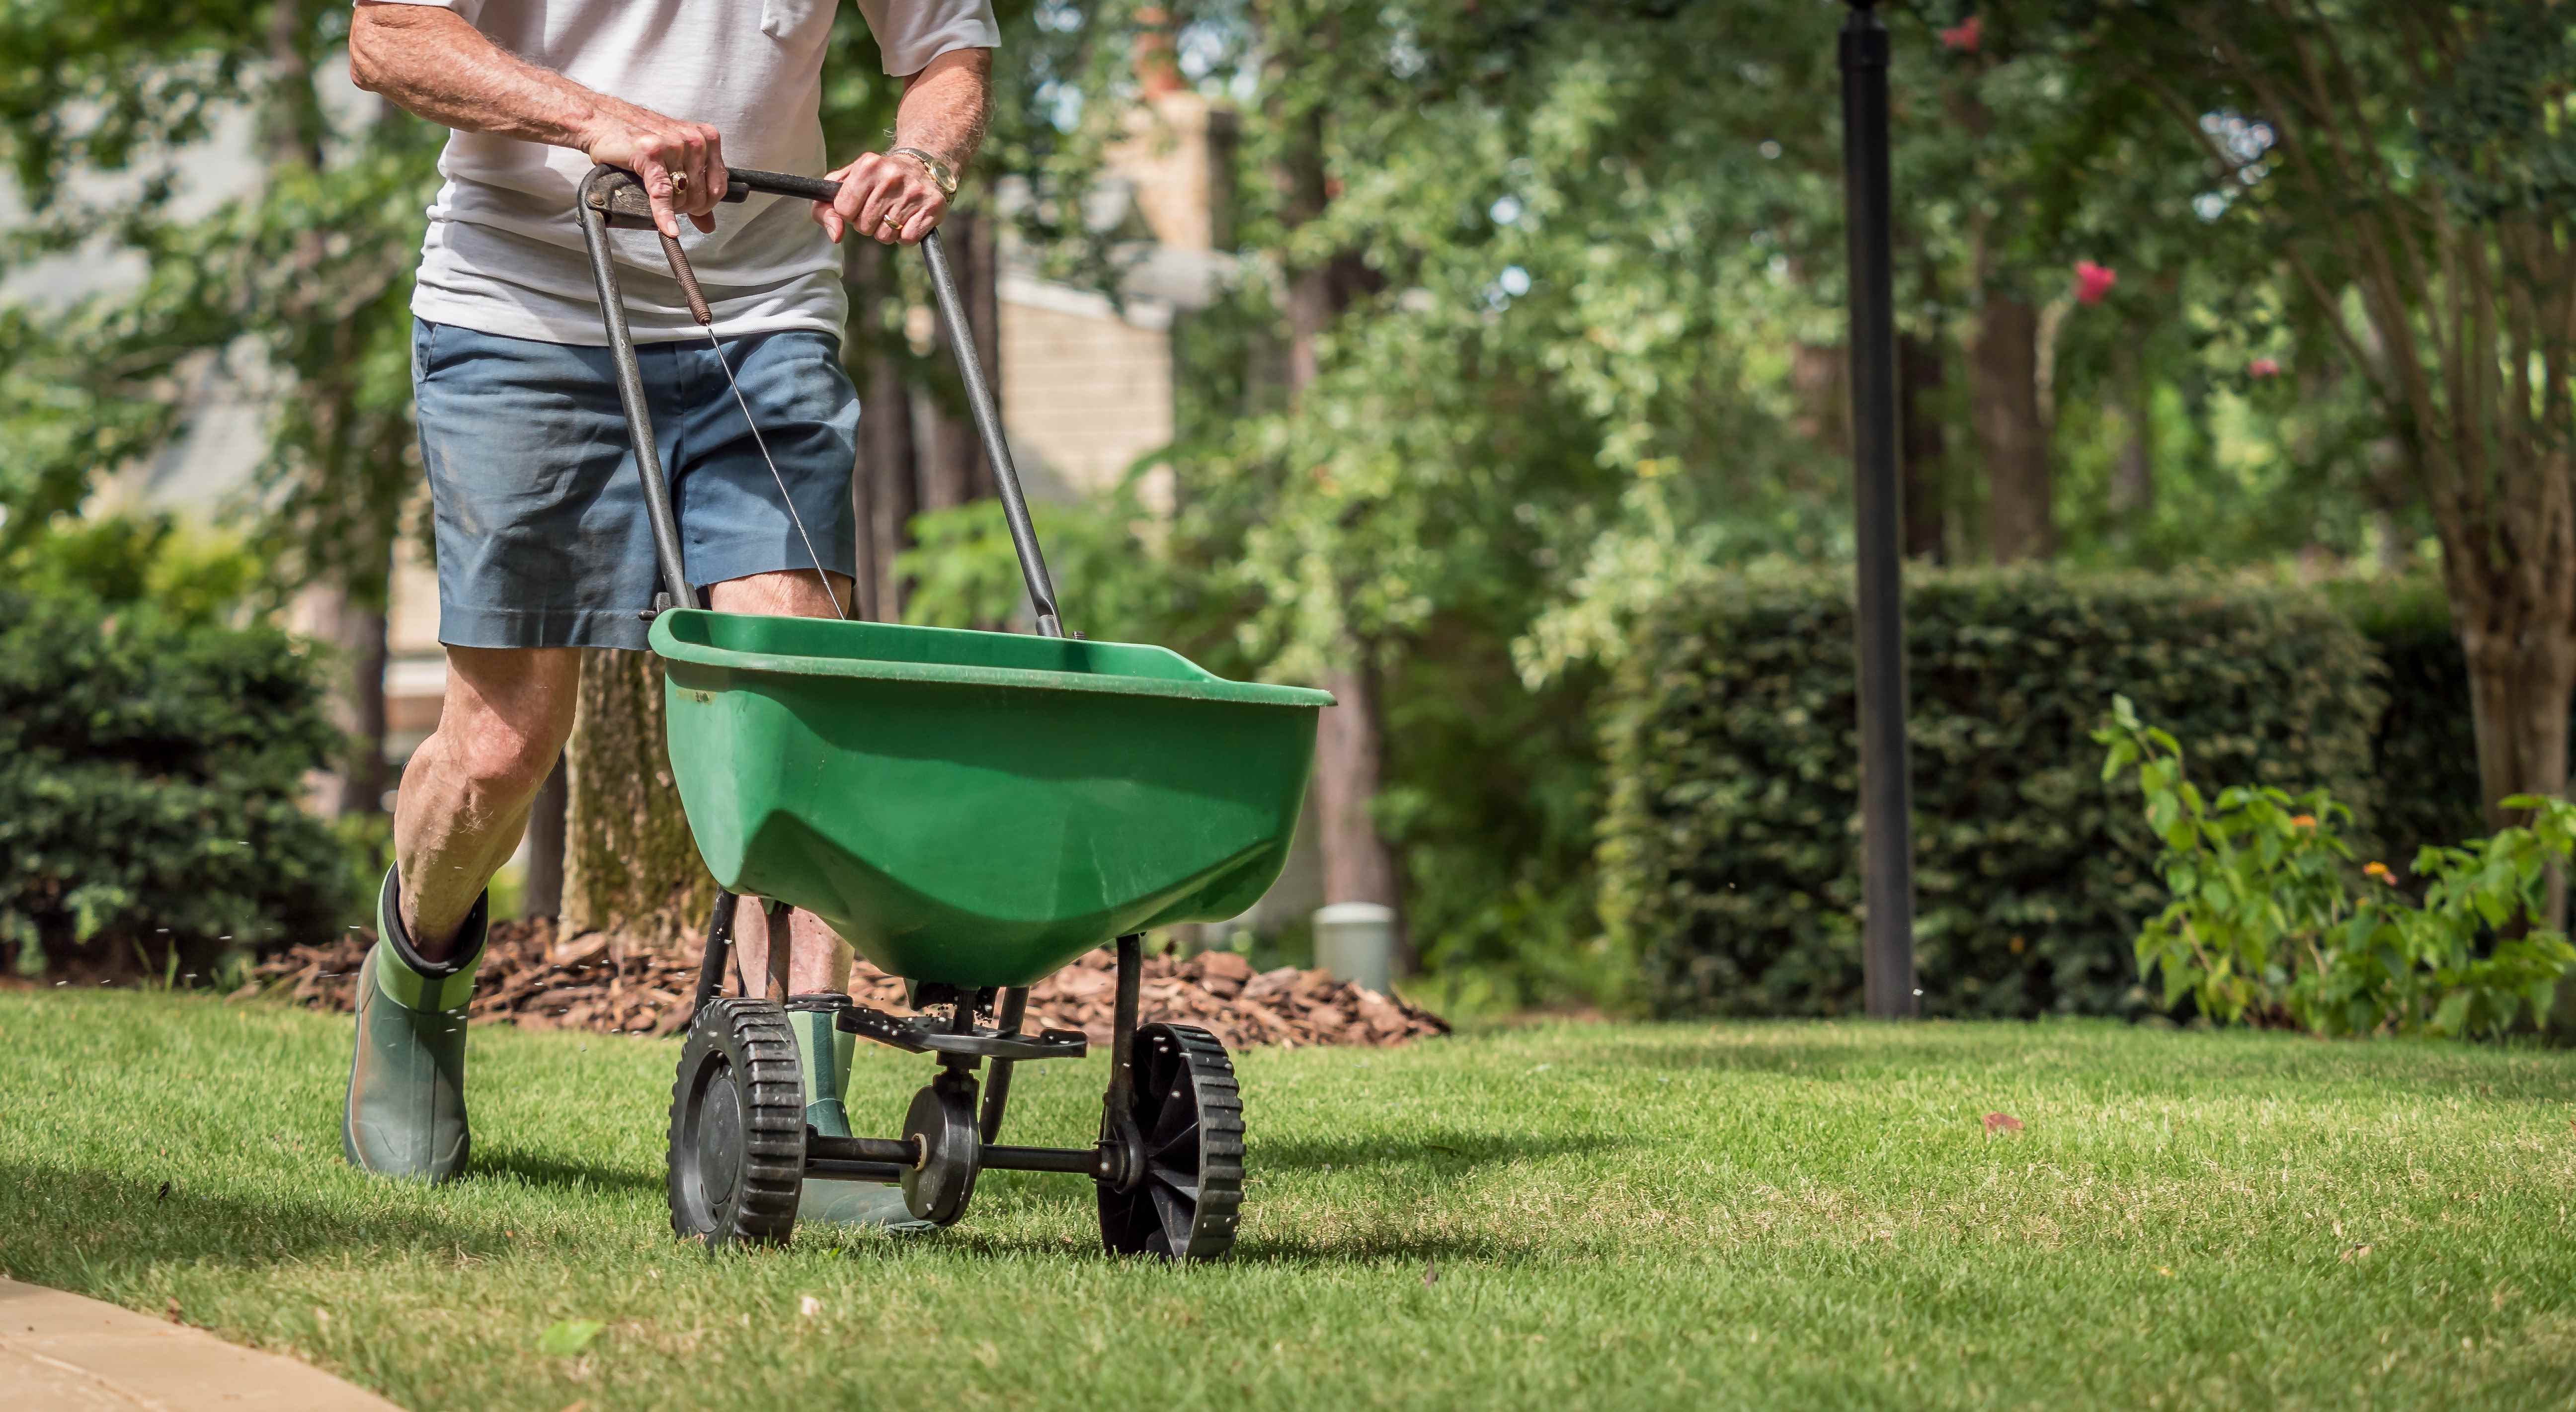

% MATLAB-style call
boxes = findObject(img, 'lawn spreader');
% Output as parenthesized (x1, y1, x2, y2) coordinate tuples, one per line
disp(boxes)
(576, 165, 1331, 1260)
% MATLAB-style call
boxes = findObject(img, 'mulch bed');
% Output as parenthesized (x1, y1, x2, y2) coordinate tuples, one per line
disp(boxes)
(250, 918, 1448, 1050)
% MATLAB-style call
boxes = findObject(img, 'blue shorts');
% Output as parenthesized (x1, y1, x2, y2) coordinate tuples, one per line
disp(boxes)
(412, 318, 860, 650)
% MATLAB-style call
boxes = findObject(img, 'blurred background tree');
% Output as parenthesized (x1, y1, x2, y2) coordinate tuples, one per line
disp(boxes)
(4, 0, 2565, 1013)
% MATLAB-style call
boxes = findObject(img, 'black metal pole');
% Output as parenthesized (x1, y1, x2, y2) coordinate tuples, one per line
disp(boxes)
(1841, 0, 1919, 1019)
(685, 889, 739, 1024)
(977, 986, 1028, 1143)
(577, 170, 695, 610)
(920, 229, 1066, 638)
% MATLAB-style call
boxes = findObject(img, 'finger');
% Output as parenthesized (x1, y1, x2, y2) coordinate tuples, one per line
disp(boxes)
(898, 198, 942, 245)
(677, 128, 715, 216)
(813, 201, 845, 242)
(691, 210, 717, 234)
(637, 155, 680, 238)
(837, 159, 883, 234)
(702, 129, 729, 213)
(853, 168, 905, 240)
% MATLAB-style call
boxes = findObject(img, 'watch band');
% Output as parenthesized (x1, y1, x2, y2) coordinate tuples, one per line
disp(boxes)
(888, 147, 959, 197)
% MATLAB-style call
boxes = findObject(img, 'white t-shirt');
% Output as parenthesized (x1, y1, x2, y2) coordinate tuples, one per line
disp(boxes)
(366, 0, 998, 345)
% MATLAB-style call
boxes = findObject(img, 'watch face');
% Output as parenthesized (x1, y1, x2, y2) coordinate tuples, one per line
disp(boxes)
(895, 149, 957, 195)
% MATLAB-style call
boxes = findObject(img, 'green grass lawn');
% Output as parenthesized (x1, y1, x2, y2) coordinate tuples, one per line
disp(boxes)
(4, 991, 2575, 1409)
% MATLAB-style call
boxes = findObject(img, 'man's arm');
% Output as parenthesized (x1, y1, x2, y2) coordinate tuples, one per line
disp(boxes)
(347, 2, 726, 238)
(812, 47, 992, 247)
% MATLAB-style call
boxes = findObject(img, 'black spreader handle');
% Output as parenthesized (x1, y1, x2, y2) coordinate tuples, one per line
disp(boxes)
(918, 227, 1063, 636)
(578, 164, 1066, 637)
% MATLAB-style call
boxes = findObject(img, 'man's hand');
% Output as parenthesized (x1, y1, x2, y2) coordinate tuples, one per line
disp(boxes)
(584, 109, 729, 239)
(815, 48, 989, 247)
(813, 151, 950, 246)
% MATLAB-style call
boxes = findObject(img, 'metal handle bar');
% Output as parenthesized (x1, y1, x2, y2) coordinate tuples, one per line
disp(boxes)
(575, 164, 1064, 636)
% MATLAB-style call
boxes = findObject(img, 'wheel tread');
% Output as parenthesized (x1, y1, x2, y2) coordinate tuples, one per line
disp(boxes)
(666, 997, 806, 1248)
(1099, 1022, 1247, 1262)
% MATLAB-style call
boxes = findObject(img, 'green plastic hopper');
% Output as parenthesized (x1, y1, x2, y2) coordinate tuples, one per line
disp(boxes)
(650, 609, 1332, 988)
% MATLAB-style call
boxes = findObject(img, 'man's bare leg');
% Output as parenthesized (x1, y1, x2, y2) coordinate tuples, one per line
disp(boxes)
(706, 568, 859, 994)
(394, 646, 584, 958)
(346, 644, 579, 1183)
(729, 901, 852, 998)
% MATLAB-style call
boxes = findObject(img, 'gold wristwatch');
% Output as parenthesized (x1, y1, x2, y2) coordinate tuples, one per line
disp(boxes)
(888, 147, 958, 197)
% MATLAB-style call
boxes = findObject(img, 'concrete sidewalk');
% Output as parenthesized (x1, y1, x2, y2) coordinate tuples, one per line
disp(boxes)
(0, 1276, 401, 1410)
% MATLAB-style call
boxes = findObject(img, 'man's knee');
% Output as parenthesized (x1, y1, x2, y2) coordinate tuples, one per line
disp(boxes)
(435, 647, 579, 795)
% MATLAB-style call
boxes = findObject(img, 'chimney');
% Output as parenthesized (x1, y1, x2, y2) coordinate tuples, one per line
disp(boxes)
(1132, 5, 1183, 98)
(1105, 10, 1236, 251)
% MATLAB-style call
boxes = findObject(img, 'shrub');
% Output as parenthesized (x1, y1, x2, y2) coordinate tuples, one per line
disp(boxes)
(2099, 697, 2576, 1038)
(1599, 567, 2383, 1019)
(0, 546, 350, 978)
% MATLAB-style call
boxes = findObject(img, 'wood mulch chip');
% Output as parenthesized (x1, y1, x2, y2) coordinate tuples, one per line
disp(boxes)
(249, 918, 1448, 1049)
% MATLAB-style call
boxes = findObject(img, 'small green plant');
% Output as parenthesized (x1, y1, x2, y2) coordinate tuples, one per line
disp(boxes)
(536, 1318, 604, 1357)
(2098, 695, 2576, 1039)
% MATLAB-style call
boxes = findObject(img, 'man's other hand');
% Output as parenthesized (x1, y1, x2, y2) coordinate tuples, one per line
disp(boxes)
(585, 111, 729, 238)
(813, 152, 951, 246)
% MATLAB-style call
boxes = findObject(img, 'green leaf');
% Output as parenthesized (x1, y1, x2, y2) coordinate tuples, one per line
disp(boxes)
(538, 1319, 605, 1357)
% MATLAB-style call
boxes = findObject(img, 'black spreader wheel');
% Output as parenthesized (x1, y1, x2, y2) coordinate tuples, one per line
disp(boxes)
(667, 997, 805, 1246)
(1099, 1023, 1243, 1261)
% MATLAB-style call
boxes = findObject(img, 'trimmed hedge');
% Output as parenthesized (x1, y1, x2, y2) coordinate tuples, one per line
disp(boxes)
(1600, 568, 2386, 1019)
(0, 581, 351, 977)
(2330, 579, 2490, 868)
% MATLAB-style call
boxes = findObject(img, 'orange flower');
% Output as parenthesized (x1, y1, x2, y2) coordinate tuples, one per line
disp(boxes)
(2363, 861, 2395, 883)
(2290, 814, 2317, 828)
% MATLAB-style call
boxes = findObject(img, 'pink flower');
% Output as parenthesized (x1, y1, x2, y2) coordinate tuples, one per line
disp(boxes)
(1940, 14, 1982, 52)
(2073, 260, 2118, 306)
(2249, 357, 2281, 378)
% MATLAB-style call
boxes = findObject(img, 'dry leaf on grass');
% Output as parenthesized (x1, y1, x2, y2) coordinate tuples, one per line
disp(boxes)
(1983, 1112, 2024, 1134)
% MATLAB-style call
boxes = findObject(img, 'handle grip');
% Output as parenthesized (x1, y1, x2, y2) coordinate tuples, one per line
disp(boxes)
(583, 166, 843, 228)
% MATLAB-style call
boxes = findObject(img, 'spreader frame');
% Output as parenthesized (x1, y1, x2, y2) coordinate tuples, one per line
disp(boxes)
(582, 165, 1257, 1259)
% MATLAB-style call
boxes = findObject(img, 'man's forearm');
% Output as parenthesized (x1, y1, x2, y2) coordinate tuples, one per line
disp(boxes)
(348, 2, 726, 235)
(349, 3, 620, 151)
(893, 48, 992, 176)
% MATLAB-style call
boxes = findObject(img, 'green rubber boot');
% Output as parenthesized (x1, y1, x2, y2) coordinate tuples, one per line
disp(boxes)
(787, 997, 928, 1230)
(342, 867, 486, 1184)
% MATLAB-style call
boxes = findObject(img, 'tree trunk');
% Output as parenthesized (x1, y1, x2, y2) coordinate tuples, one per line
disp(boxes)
(2455, 582, 2576, 977)
(869, 363, 921, 617)
(1897, 328, 1946, 562)
(1972, 288, 2053, 563)
(562, 649, 713, 948)
(2452, 552, 2576, 831)
(1789, 341, 1846, 457)
(1274, 73, 1406, 958)
(2108, 339, 2154, 520)
(922, 209, 1000, 511)
(1314, 665, 1396, 906)
(845, 238, 919, 620)
(306, 583, 389, 817)
(849, 441, 880, 623)
(336, 596, 389, 816)
(521, 759, 567, 920)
